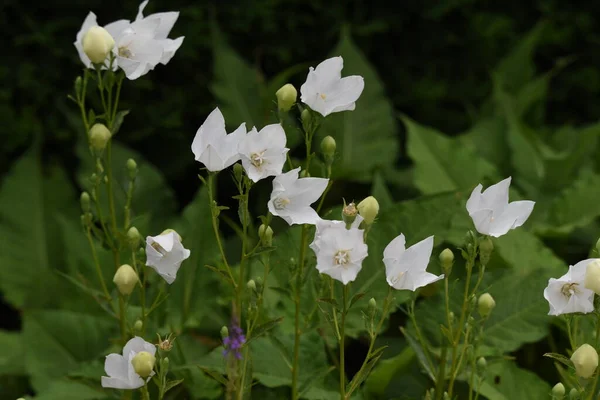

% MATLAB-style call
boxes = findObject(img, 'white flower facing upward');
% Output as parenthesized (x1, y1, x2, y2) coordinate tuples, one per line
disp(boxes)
(466, 177, 535, 237)
(311, 219, 368, 285)
(145, 230, 191, 284)
(191, 108, 246, 171)
(544, 259, 596, 316)
(383, 235, 442, 291)
(238, 124, 289, 182)
(300, 56, 365, 117)
(267, 168, 329, 225)
(101, 336, 156, 389)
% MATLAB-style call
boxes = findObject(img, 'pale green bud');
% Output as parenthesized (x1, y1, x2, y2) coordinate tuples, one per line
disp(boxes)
(442, 392, 450, 400)
(80, 192, 90, 212)
(233, 163, 243, 182)
(476, 357, 487, 375)
(551, 382, 565, 399)
(571, 343, 598, 379)
(368, 297, 377, 311)
(342, 202, 358, 227)
(133, 319, 143, 333)
(131, 351, 156, 378)
(127, 227, 141, 248)
(357, 196, 379, 225)
(220, 326, 229, 339)
(89, 123, 111, 151)
(275, 83, 297, 112)
(479, 236, 494, 266)
(320, 135, 336, 165)
(113, 264, 139, 295)
(126, 158, 137, 180)
(584, 260, 600, 295)
(301, 109, 311, 128)
(439, 248, 454, 275)
(477, 293, 495, 318)
(82, 26, 114, 64)
(247, 279, 256, 291)
(569, 388, 579, 400)
(258, 224, 273, 247)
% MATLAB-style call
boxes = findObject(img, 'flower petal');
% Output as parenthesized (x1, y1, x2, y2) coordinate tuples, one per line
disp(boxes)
(469, 208, 494, 236)
(104, 354, 128, 378)
(488, 200, 534, 237)
(479, 177, 511, 213)
(383, 234, 406, 261)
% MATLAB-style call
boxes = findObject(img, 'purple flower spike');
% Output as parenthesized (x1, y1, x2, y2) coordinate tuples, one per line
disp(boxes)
(223, 316, 246, 359)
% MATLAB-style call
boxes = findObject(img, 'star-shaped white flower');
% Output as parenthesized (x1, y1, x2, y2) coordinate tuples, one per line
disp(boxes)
(101, 336, 156, 389)
(383, 235, 442, 291)
(300, 56, 365, 117)
(544, 259, 596, 316)
(311, 220, 368, 285)
(267, 168, 328, 225)
(466, 177, 535, 238)
(238, 124, 289, 182)
(145, 230, 190, 284)
(309, 215, 364, 254)
(191, 107, 246, 172)
(74, 12, 130, 68)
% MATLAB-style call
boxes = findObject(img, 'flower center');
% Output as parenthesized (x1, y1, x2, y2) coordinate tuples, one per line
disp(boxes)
(319, 93, 327, 100)
(334, 250, 350, 267)
(390, 271, 406, 284)
(118, 46, 133, 58)
(273, 197, 290, 210)
(561, 282, 579, 298)
(151, 242, 167, 256)
(250, 151, 265, 168)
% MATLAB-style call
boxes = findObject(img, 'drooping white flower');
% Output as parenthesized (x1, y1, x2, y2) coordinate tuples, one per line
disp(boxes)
(267, 168, 328, 225)
(238, 124, 289, 182)
(300, 56, 365, 117)
(383, 235, 442, 291)
(466, 177, 535, 238)
(74, 12, 130, 68)
(311, 220, 368, 285)
(145, 230, 190, 284)
(543, 259, 596, 316)
(134, 0, 184, 65)
(191, 108, 246, 172)
(101, 336, 156, 389)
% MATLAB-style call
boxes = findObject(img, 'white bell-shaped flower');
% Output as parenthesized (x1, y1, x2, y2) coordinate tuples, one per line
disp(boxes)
(543, 259, 596, 316)
(300, 56, 364, 117)
(267, 168, 328, 225)
(101, 336, 156, 389)
(311, 220, 368, 285)
(466, 177, 535, 237)
(191, 107, 246, 172)
(384, 235, 442, 291)
(238, 124, 289, 182)
(145, 230, 190, 284)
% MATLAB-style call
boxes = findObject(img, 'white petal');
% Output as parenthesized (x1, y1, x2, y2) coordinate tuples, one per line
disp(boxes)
(288, 177, 329, 206)
(488, 200, 535, 237)
(409, 271, 444, 291)
(571, 259, 597, 282)
(74, 12, 98, 68)
(123, 336, 156, 357)
(158, 36, 184, 64)
(383, 234, 406, 261)
(101, 376, 140, 389)
(260, 124, 287, 148)
(104, 354, 128, 379)
(401, 236, 434, 272)
(147, 12, 180, 39)
(469, 208, 493, 236)
(466, 184, 483, 214)
(136, 0, 150, 20)
(313, 56, 343, 83)
(325, 75, 365, 115)
(148, 232, 175, 252)
(192, 107, 226, 159)
(104, 19, 130, 42)
(199, 145, 226, 171)
(479, 177, 511, 213)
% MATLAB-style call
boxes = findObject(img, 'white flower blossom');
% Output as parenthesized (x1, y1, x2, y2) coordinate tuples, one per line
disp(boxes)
(134, 0, 184, 65)
(311, 220, 368, 285)
(543, 259, 596, 316)
(267, 168, 328, 225)
(466, 177, 535, 238)
(101, 336, 156, 389)
(145, 230, 190, 284)
(309, 215, 363, 254)
(191, 107, 246, 171)
(383, 235, 442, 291)
(238, 124, 289, 182)
(300, 56, 364, 117)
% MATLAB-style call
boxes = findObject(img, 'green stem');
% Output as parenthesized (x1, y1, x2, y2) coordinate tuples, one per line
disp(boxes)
(85, 227, 111, 303)
(237, 182, 251, 318)
(96, 67, 108, 114)
(140, 384, 150, 400)
(133, 249, 146, 334)
(106, 142, 119, 238)
(330, 279, 341, 340)
(118, 294, 127, 342)
(339, 284, 348, 400)
(588, 315, 600, 400)
(291, 224, 309, 400)
(408, 299, 435, 374)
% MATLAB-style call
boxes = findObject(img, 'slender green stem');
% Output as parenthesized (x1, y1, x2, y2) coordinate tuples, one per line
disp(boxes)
(118, 294, 127, 342)
(408, 300, 435, 374)
(140, 384, 150, 400)
(112, 73, 123, 124)
(237, 181, 251, 318)
(96, 68, 108, 113)
(339, 284, 349, 400)
(291, 224, 309, 400)
(330, 279, 341, 340)
(207, 173, 237, 286)
(85, 227, 112, 302)
(134, 250, 147, 334)
(105, 142, 119, 238)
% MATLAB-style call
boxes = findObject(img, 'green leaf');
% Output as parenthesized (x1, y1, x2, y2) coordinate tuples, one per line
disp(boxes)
(364, 346, 415, 396)
(476, 359, 551, 400)
(247, 317, 284, 343)
(23, 310, 113, 392)
(34, 380, 108, 400)
(111, 110, 129, 136)
(0, 149, 77, 308)
(543, 352, 572, 369)
(371, 172, 394, 208)
(319, 32, 399, 182)
(0, 331, 25, 375)
(404, 115, 499, 194)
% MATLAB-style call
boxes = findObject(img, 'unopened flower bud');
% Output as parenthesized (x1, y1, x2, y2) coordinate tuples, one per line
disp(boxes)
(342, 202, 358, 227)
(82, 26, 114, 64)
(320, 135, 336, 165)
(368, 297, 377, 311)
(479, 236, 494, 266)
(424, 391, 432, 400)
(220, 326, 229, 339)
(584, 260, 600, 294)
(127, 227, 141, 249)
(476, 357, 487, 375)
(161, 357, 170, 369)
(157, 333, 175, 352)
(233, 163, 243, 182)
(133, 320, 143, 332)
(75, 76, 83, 97)
(442, 392, 450, 400)
(439, 248, 454, 274)
(301, 109, 311, 129)
(275, 84, 297, 112)
(357, 196, 379, 225)
(89, 123, 111, 151)
(113, 264, 139, 295)
(80, 192, 90, 212)
(126, 158, 138, 180)
(552, 383, 565, 399)
(569, 388, 579, 400)
(258, 224, 273, 247)
(131, 351, 156, 379)
(571, 343, 598, 379)
(247, 279, 256, 291)
(477, 293, 495, 318)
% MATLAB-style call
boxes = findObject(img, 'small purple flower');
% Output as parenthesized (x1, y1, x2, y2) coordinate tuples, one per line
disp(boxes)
(222, 317, 246, 359)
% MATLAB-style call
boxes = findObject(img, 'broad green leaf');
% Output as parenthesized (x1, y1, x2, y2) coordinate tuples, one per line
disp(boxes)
(0, 330, 25, 375)
(319, 32, 399, 182)
(476, 359, 551, 400)
(23, 310, 113, 392)
(371, 172, 394, 208)
(364, 346, 415, 396)
(34, 380, 108, 400)
(404, 116, 498, 195)
(0, 149, 77, 308)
